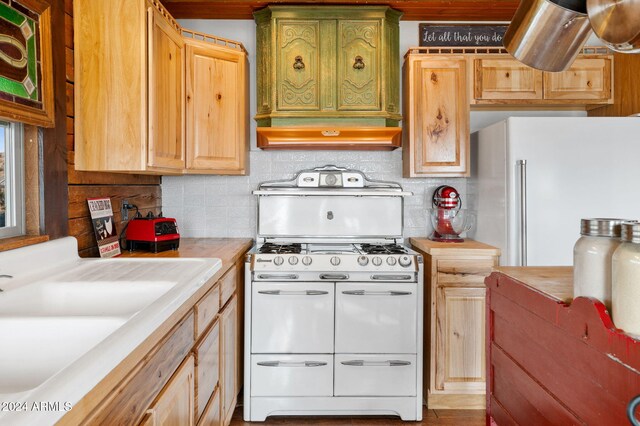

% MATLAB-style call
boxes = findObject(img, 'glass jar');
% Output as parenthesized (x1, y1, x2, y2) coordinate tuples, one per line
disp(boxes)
(573, 218, 625, 310)
(612, 222, 640, 338)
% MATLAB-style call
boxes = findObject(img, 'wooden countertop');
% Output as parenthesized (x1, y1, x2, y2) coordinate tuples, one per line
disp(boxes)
(495, 266, 574, 303)
(409, 238, 501, 256)
(120, 238, 253, 281)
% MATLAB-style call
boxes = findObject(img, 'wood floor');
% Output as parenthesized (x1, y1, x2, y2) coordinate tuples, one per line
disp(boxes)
(230, 405, 486, 425)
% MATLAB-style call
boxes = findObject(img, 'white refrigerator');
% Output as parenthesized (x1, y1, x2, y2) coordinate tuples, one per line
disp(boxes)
(469, 117, 640, 266)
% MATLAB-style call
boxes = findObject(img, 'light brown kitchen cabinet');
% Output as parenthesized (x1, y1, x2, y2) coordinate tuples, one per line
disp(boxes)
(544, 56, 612, 101)
(148, 6, 186, 170)
(74, 0, 248, 175)
(220, 294, 238, 426)
(410, 238, 500, 409)
(473, 57, 543, 101)
(185, 37, 248, 175)
(147, 355, 196, 426)
(403, 54, 469, 177)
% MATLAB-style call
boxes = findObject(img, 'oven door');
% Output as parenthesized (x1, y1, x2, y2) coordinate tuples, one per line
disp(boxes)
(251, 281, 334, 353)
(335, 282, 417, 353)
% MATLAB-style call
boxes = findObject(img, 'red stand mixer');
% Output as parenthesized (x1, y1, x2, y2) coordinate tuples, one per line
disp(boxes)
(428, 185, 472, 243)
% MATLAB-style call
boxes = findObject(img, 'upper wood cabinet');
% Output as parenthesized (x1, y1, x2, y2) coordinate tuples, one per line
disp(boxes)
(544, 56, 612, 101)
(74, 0, 248, 175)
(184, 36, 248, 175)
(148, 7, 186, 170)
(474, 57, 543, 101)
(471, 52, 613, 105)
(255, 6, 401, 127)
(403, 54, 469, 177)
(403, 47, 613, 177)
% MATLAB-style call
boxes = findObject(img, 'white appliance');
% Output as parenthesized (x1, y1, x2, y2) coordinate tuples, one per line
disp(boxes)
(244, 165, 424, 422)
(469, 117, 640, 266)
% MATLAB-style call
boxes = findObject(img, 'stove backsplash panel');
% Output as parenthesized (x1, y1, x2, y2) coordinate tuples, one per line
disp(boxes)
(162, 149, 465, 239)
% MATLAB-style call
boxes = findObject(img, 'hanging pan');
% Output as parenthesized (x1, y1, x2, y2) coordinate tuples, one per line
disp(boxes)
(587, 0, 640, 53)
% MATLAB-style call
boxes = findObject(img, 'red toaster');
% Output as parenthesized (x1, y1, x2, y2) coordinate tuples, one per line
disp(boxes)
(125, 215, 180, 253)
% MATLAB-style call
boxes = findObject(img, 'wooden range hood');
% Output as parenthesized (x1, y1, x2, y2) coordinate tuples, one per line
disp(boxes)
(256, 127, 402, 150)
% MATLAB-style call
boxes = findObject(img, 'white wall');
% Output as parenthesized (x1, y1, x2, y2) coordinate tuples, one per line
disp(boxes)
(162, 19, 585, 239)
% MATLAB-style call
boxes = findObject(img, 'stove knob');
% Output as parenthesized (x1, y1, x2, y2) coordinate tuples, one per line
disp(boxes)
(386, 257, 397, 266)
(274, 256, 284, 266)
(330, 256, 341, 266)
(398, 255, 412, 267)
(288, 256, 299, 265)
(372, 256, 382, 266)
(302, 256, 312, 266)
(357, 256, 369, 266)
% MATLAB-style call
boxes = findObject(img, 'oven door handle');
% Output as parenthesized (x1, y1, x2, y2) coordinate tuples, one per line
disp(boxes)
(256, 274, 299, 280)
(257, 290, 329, 296)
(370, 274, 413, 281)
(340, 360, 412, 367)
(341, 290, 412, 296)
(257, 361, 328, 367)
(319, 273, 349, 280)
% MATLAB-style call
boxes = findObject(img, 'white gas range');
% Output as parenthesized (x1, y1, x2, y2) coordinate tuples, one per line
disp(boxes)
(244, 165, 424, 421)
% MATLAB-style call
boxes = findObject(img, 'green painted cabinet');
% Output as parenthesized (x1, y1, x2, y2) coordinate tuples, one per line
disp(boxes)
(254, 6, 402, 128)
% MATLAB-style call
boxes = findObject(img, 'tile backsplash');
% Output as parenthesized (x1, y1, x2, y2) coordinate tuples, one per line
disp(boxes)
(163, 150, 465, 239)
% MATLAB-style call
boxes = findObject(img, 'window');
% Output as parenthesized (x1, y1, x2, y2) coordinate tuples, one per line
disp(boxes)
(0, 122, 24, 238)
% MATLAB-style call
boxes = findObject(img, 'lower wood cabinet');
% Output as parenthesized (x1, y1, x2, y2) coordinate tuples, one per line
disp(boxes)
(146, 355, 196, 426)
(220, 295, 238, 426)
(410, 238, 500, 409)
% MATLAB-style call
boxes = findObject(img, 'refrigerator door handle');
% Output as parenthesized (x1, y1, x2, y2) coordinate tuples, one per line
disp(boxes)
(518, 159, 528, 266)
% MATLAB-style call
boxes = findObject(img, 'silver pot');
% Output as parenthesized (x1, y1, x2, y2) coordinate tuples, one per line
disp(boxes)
(504, 0, 593, 72)
(587, 0, 640, 53)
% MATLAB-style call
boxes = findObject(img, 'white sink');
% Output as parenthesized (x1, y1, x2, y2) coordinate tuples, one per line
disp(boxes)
(0, 280, 175, 316)
(0, 316, 128, 393)
(0, 237, 222, 426)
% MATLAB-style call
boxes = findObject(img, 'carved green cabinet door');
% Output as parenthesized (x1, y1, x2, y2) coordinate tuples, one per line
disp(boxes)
(276, 20, 321, 111)
(337, 20, 380, 111)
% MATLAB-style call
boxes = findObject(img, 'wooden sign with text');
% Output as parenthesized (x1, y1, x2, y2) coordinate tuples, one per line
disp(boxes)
(419, 24, 508, 47)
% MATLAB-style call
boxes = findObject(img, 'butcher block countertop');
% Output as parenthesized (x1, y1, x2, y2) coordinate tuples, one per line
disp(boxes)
(120, 238, 253, 279)
(495, 266, 574, 303)
(409, 238, 501, 257)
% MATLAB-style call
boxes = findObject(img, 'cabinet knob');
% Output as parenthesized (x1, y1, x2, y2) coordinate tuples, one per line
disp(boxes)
(293, 55, 305, 70)
(353, 55, 365, 70)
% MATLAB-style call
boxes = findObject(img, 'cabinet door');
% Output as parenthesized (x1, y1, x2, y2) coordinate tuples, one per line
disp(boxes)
(337, 20, 380, 111)
(220, 295, 238, 426)
(185, 42, 247, 174)
(544, 56, 612, 101)
(405, 56, 469, 177)
(276, 20, 321, 111)
(148, 8, 185, 170)
(435, 286, 485, 392)
(474, 58, 543, 100)
(149, 355, 195, 426)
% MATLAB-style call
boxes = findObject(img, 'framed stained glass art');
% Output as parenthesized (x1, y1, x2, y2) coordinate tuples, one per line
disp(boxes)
(0, 0, 53, 127)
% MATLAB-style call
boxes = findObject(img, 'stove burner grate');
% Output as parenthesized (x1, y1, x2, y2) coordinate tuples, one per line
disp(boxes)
(259, 243, 302, 254)
(359, 244, 408, 255)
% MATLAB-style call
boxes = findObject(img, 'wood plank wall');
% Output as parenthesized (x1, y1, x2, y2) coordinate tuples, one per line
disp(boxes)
(65, 0, 163, 257)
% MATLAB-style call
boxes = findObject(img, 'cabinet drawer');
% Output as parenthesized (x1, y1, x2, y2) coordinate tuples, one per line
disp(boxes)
(197, 387, 220, 426)
(250, 354, 333, 396)
(436, 259, 494, 286)
(195, 320, 219, 421)
(474, 58, 543, 100)
(335, 282, 416, 353)
(195, 284, 219, 340)
(219, 267, 237, 308)
(334, 354, 416, 396)
(252, 282, 334, 353)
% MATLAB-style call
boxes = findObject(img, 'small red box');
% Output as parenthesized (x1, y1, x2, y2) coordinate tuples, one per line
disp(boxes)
(125, 217, 180, 253)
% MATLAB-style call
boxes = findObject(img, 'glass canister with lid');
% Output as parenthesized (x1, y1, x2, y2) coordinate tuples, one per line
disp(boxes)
(573, 218, 626, 310)
(612, 222, 640, 338)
